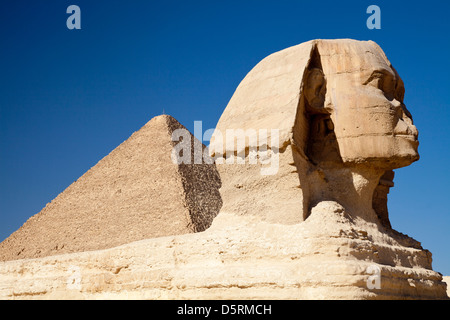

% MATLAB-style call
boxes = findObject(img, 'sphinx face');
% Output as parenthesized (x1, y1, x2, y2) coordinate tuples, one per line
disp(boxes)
(318, 41, 419, 169)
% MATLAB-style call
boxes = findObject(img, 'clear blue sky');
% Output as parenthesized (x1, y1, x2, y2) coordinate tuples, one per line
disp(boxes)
(0, 1, 449, 275)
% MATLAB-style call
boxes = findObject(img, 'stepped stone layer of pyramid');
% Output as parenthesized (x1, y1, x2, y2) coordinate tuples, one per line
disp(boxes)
(0, 115, 222, 261)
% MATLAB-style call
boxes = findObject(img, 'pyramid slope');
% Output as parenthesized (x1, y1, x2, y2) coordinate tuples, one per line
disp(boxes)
(0, 115, 222, 261)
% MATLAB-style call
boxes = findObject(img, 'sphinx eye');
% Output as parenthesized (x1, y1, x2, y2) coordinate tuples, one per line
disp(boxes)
(364, 70, 396, 100)
(364, 71, 384, 89)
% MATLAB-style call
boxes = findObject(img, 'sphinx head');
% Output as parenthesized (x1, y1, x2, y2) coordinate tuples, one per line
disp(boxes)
(304, 40, 419, 170)
(211, 39, 420, 226)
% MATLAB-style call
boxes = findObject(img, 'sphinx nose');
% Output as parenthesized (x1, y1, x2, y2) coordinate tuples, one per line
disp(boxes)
(392, 101, 418, 138)
(394, 115, 418, 138)
(409, 123, 419, 137)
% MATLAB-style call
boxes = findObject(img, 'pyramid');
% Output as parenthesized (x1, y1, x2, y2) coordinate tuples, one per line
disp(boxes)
(0, 115, 222, 261)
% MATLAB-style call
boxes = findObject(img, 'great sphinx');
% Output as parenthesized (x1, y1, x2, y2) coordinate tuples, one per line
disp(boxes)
(210, 39, 419, 229)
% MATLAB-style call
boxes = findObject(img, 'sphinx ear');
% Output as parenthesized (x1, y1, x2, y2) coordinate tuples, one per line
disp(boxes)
(304, 67, 326, 112)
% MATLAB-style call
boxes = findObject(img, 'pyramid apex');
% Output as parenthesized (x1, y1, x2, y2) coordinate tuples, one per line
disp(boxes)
(142, 114, 188, 135)
(153, 114, 173, 120)
(145, 114, 178, 126)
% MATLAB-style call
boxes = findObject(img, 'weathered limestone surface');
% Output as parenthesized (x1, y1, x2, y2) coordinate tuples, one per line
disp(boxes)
(0, 115, 222, 261)
(0, 207, 447, 300)
(445, 277, 450, 297)
(0, 39, 447, 300)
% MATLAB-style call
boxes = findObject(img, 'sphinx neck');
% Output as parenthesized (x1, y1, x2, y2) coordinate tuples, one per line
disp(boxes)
(308, 164, 384, 223)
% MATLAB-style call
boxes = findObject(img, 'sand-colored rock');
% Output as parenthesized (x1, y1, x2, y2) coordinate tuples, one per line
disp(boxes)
(444, 277, 450, 297)
(0, 205, 447, 300)
(0, 115, 222, 261)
